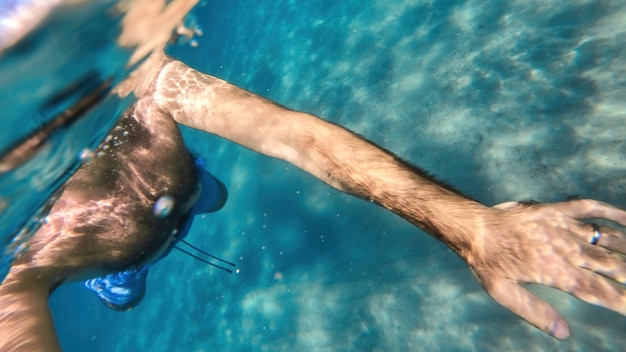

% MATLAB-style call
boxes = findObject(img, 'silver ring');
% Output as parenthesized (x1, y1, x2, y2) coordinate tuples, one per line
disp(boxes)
(590, 224, 602, 245)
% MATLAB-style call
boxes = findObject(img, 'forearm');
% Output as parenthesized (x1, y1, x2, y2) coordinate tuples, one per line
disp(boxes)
(293, 115, 489, 250)
(280, 112, 491, 255)
(154, 59, 489, 257)
(0, 280, 61, 352)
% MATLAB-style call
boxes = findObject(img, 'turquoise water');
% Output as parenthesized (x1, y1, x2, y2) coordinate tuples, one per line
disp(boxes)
(0, 0, 134, 281)
(34, 0, 626, 350)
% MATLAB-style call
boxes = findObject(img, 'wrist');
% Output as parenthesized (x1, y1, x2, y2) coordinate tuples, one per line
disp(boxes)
(431, 197, 492, 262)
(380, 184, 490, 260)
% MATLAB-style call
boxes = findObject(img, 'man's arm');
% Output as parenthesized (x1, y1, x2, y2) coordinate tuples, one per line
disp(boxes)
(0, 275, 61, 352)
(154, 60, 483, 254)
(153, 58, 626, 339)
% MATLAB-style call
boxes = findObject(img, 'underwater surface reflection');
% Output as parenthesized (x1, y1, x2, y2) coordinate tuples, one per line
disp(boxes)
(3, 0, 625, 351)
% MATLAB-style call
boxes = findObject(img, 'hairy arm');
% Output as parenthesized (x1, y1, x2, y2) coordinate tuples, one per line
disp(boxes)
(154, 60, 486, 256)
(154, 58, 626, 339)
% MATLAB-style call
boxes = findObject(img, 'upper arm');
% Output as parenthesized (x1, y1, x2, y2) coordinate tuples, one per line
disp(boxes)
(152, 59, 312, 162)
(149, 58, 404, 194)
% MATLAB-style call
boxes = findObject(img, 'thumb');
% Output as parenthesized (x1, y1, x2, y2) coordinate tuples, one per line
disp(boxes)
(480, 276, 570, 340)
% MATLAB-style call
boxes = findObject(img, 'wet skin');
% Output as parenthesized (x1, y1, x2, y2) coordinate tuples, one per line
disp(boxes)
(2, 1, 626, 350)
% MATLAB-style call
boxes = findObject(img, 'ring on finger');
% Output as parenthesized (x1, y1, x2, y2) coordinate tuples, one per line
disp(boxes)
(590, 224, 602, 245)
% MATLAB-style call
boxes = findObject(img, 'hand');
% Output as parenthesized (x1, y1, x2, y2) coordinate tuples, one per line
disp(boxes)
(466, 199, 626, 339)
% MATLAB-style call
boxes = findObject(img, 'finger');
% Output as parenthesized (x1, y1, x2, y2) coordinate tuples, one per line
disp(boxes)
(493, 201, 522, 210)
(553, 199, 626, 226)
(570, 223, 626, 255)
(555, 268, 626, 316)
(593, 226, 626, 254)
(578, 244, 626, 283)
(481, 277, 570, 339)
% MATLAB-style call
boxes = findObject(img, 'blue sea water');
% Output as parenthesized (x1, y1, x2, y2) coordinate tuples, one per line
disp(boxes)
(7, 0, 626, 350)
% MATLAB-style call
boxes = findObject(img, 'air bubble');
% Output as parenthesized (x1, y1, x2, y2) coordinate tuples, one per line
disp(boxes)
(79, 148, 94, 162)
(153, 195, 175, 218)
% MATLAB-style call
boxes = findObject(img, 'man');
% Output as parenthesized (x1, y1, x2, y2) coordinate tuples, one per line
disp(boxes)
(1, 0, 625, 351)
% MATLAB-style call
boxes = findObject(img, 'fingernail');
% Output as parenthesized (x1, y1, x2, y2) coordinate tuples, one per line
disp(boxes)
(551, 320, 570, 340)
